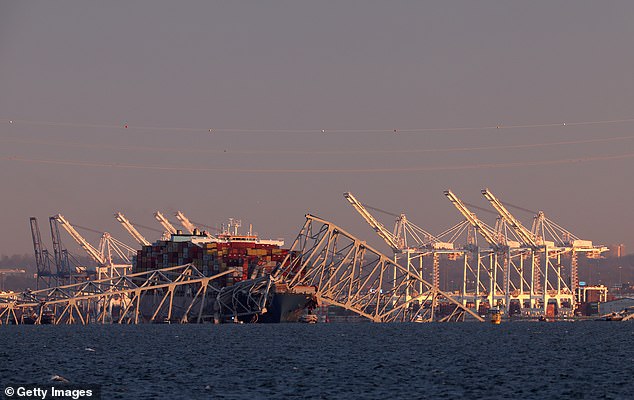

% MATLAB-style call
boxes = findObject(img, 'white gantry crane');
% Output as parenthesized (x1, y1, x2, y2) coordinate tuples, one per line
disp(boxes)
(443, 189, 514, 311)
(54, 214, 133, 279)
(481, 189, 539, 248)
(481, 188, 608, 316)
(115, 212, 150, 246)
(174, 211, 197, 234)
(530, 205, 608, 309)
(54, 214, 106, 265)
(154, 211, 177, 239)
(343, 192, 403, 253)
(481, 189, 555, 313)
(444, 190, 503, 250)
(344, 192, 464, 306)
(174, 211, 218, 239)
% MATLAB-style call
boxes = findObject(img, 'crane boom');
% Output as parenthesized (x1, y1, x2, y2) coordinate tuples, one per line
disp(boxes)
(115, 212, 150, 246)
(443, 190, 500, 248)
(175, 211, 196, 234)
(154, 211, 177, 235)
(481, 188, 538, 248)
(343, 192, 401, 252)
(54, 214, 106, 264)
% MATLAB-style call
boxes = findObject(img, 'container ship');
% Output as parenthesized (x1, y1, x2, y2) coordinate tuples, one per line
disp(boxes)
(133, 224, 316, 323)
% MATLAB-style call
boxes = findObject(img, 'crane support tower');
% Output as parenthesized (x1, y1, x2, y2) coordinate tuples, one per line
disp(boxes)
(480, 189, 558, 313)
(443, 189, 515, 312)
(49, 217, 72, 285)
(30, 217, 54, 289)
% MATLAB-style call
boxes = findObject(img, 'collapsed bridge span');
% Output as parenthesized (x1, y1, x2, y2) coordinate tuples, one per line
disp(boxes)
(273, 214, 484, 322)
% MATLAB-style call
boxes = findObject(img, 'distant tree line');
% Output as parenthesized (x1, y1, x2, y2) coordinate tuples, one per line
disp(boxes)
(0, 253, 35, 271)
(0, 252, 95, 291)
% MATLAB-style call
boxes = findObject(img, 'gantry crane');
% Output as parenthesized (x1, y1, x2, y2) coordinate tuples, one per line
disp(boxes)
(344, 192, 419, 300)
(530, 208, 608, 307)
(30, 217, 53, 289)
(115, 212, 150, 246)
(444, 190, 513, 310)
(154, 211, 177, 236)
(174, 211, 218, 239)
(343, 192, 402, 253)
(531, 211, 606, 253)
(444, 190, 502, 250)
(344, 192, 462, 302)
(98, 232, 136, 264)
(174, 211, 196, 234)
(49, 217, 72, 284)
(481, 189, 538, 248)
(481, 189, 552, 311)
(54, 214, 106, 265)
(54, 214, 133, 279)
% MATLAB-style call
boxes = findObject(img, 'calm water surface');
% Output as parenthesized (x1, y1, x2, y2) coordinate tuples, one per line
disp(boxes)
(1, 322, 632, 399)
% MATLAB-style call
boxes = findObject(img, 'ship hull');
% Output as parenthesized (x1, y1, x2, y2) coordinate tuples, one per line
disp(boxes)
(258, 292, 316, 323)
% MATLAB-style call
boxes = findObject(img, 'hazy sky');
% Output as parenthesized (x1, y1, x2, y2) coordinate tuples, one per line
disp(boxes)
(1, 1, 633, 258)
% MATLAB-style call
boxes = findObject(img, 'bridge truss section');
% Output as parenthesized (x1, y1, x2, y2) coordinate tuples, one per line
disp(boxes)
(274, 214, 483, 323)
(0, 264, 234, 325)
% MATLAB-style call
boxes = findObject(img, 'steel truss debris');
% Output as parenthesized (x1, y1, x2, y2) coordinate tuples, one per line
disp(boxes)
(215, 275, 273, 322)
(2, 214, 488, 325)
(0, 264, 234, 325)
(273, 214, 484, 322)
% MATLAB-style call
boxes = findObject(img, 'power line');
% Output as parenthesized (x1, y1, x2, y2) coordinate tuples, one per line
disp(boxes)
(3, 116, 634, 135)
(3, 134, 634, 156)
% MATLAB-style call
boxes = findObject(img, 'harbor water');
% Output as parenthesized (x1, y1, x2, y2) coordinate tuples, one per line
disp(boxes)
(1, 322, 632, 399)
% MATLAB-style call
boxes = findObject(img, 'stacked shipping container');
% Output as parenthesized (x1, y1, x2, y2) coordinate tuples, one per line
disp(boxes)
(133, 238, 289, 287)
